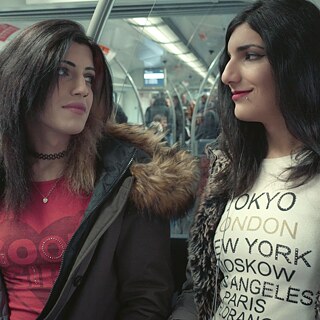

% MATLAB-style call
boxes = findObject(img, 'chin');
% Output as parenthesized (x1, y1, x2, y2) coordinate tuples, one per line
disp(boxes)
(234, 110, 247, 121)
(66, 126, 86, 135)
(234, 109, 254, 122)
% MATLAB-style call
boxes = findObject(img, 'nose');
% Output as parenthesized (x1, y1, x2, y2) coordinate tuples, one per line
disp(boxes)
(71, 76, 89, 97)
(221, 58, 240, 85)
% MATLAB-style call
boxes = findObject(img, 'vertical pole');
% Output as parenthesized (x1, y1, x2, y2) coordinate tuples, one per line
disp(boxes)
(86, 0, 116, 41)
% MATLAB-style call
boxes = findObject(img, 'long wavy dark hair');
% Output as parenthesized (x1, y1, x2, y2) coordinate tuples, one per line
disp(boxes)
(215, 0, 320, 198)
(0, 19, 114, 212)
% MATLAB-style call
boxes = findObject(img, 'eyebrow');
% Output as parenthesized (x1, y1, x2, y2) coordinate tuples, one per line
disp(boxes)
(61, 59, 95, 72)
(236, 44, 265, 52)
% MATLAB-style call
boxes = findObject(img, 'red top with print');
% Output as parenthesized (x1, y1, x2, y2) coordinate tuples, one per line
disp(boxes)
(0, 178, 91, 320)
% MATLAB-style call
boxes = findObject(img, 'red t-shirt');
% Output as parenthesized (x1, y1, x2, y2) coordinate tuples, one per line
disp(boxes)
(0, 178, 91, 320)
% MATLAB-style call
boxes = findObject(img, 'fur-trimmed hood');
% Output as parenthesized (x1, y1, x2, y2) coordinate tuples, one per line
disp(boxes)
(106, 122, 200, 219)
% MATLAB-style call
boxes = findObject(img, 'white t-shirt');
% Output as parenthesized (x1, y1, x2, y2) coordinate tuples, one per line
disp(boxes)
(214, 155, 320, 320)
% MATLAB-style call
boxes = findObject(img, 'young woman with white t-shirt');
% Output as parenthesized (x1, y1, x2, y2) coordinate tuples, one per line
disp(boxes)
(170, 0, 320, 319)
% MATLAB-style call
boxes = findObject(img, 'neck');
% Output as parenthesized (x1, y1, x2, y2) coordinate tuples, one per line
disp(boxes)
(26, 120, 71, 156)
(32, 159, 66, 182)
(262, 116, 302, 158)
(265, 128, 302, 159)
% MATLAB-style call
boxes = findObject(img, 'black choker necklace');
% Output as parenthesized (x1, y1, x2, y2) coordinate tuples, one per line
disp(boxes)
(31, 150, 67, 160)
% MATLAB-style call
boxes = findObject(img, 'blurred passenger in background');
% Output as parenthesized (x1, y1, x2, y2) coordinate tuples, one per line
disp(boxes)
(172, 95, 184, 143)
(148, 114, 165, 134)
(144, 96, 169, 128)
(0, 19, 200, 320)
(195, 98, 220, 140)
(113, 103, 128, 124)
(186, 100, 195, 126)
(148, 114, 171, 145)
(180, 93, 189, 108)
(171, 0, 320, 319)
(199, 93, 208, 114)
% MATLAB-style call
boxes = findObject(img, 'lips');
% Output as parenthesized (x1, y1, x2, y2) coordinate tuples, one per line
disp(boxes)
(231, 90, 252, 101)
(63, 103, 86, 114)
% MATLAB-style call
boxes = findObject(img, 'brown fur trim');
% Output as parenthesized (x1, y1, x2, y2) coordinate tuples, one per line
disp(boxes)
(107, 122, 200, 218)
(188, 149, 229, 318)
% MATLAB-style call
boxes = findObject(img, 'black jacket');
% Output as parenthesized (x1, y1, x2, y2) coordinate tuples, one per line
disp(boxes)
(0, 123, 200, 320)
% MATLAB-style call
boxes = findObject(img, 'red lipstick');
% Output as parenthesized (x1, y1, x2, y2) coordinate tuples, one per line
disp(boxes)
(231, 90, 252, 101)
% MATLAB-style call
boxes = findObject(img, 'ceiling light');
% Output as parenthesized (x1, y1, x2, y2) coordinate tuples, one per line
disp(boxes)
(143, 26, 179, 44)
(26, 0, 97, 3)
(127, 17, 211, 82)
(129, 17, 163, 27)
(179, 53, 198, 63)
(162, 42, 188, 55)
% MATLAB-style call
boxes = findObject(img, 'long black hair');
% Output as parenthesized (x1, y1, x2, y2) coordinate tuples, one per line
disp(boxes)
(0, 19, 114, 212)
(216, 0, 320, 198)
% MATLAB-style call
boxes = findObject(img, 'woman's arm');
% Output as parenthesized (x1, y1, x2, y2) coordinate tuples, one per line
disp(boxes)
(0, 272, 9, 319)
(169, 264, 197, 320)
(116, 204, 174, 320)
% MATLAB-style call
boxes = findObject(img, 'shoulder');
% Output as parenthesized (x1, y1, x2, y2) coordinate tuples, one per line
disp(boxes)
(104, 122, 200, 219)
(205, 144, 229, 174)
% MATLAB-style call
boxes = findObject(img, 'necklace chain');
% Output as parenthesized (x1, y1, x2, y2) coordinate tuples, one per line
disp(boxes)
(33, 176, 63, 204)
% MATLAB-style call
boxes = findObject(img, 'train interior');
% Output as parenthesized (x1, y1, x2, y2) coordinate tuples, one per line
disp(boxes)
(1, 0, 320, 293)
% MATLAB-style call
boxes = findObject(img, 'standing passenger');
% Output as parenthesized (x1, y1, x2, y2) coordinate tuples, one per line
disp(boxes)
(0, 19, 200, 320)
(145, 97, 169, 128)
(170, 0, 320, 319)
(172, 95, 184, 143)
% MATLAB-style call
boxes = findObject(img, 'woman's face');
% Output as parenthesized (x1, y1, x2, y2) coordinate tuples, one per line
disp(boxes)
(221, 23, 283, 127)
(36, 42, 95, 138)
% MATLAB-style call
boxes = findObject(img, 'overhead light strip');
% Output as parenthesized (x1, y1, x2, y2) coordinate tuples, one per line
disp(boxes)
(127, 17, 214, 82)
(26, 0, 97, 3)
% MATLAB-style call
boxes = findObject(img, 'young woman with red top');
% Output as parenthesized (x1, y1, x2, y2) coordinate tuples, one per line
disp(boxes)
(0, 19, 199, 320)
